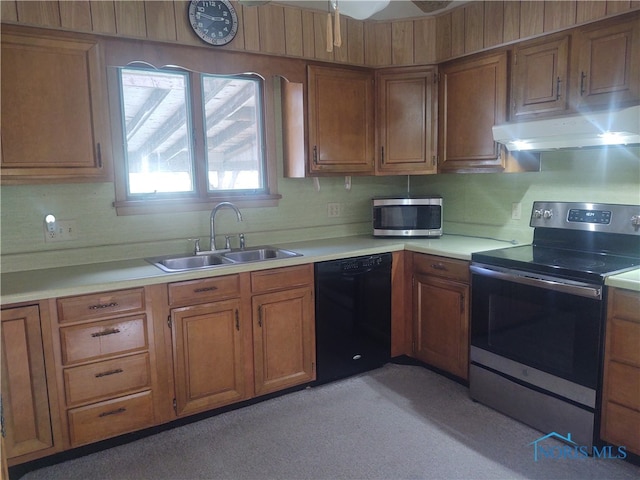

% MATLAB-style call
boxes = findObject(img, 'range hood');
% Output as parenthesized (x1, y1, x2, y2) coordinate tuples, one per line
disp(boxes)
(492, 105, 640, 151)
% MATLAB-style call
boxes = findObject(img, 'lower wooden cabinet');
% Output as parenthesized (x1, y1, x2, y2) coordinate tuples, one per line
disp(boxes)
(600, 287, 640, 455)
(1, 305, 55, 461)
(411, 253, 470, 380)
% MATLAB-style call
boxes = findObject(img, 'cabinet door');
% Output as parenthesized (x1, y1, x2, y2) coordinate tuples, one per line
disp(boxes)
(307, 65, 375, 175)
(376, 67, 438, 175)
(171, 299, 246, 416)
(512, 34, 570, 118)
(1, 27, 109, 183)
(572, 14, 640, 110)
(1, 306, 53, 459)
(253, 287, 315, 396)
(413, 273, 469, 380)
(438, 52, 508, 173)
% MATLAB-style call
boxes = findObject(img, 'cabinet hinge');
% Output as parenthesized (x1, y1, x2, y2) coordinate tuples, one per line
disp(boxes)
(1, 395, 5, 438)
(167, 315, 172, 329)
(312, 362, 315, 373)
(172, 398, 177, 414)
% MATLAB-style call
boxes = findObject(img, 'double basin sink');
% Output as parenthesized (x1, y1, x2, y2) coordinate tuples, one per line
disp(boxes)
(146, 246, 302, 273)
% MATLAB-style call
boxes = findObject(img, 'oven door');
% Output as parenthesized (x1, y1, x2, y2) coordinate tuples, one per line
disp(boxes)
(470, 264, 604, 392)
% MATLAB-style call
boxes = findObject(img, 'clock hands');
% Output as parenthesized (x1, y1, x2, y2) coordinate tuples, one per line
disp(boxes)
(196, 12, 226, 22)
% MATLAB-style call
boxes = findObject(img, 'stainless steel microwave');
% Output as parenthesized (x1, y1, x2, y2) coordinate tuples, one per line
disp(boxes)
(372, 197, 443, 237)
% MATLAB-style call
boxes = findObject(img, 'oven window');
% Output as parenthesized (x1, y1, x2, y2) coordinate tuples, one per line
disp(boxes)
(471, 274, 602, 388)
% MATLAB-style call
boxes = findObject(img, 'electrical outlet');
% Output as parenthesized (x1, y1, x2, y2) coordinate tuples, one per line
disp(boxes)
(327, 203, 342, 218)
(511, 202, 522, 220)
(44, 220, 78, 243)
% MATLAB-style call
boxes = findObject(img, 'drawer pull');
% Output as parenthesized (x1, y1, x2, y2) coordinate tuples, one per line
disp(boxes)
(193, 286, 218, 293)
(91, 328, 121, 338)
(88, 302, 119, 310)
(431, 263, 447, 271)
(98, 407, 126, 418)
(95, 368, 124, 378)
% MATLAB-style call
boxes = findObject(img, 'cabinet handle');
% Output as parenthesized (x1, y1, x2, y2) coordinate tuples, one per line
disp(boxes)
(258, 305, 263, 327)
(460, 294, 465, 314)
(580, 71, 586, 96)
(88, 302, 119, 310)
(556, 76, 561, 100)
(98, 407, 126, 418)
(431, 263, 447, 271)
(235, 309, 240, 331)
(193, 286, 217, 293)
(432, 155, 436, 166)
(91, 328, 121, 338)
(381, 146, 385, 164)
(96, 142, 103, 168)
(95, 368, 124, 378)
(313, 145, 318, 164)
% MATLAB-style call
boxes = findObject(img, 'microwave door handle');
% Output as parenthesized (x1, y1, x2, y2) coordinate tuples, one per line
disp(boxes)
(470, 265, 602, 300)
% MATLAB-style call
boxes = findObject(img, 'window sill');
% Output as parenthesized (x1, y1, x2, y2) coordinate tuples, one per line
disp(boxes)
(113, 194, 281, 216)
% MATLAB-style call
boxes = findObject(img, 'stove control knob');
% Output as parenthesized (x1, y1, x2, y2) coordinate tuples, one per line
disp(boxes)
(543, 209, 553, 219)
(533, 209, 543, 219)
(632, 215, 640, 228)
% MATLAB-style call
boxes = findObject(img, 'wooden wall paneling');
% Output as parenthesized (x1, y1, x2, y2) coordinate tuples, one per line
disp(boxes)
(484, 1, 504, 48)
(365, 22, 392, 66)
(414, 17, 436, 64)
(333, 14, 349, 64)
(451, 7, 465, 57)
(1, 1, 18, 22)
(544, 1, 576, 32)
(607, 1, 633, 14)
(301, 10, 315, 59)
(229, 2, 245, 51)
(503, 0, 521, 43)
(283, 6, 303, 57)
(114, 1, 147, 38)
(16, 1, 61, 28)
(576, 1, 607, 23)
(435, 12, 452, 61)
(241, 4, 260, 51)
(59, 1, 92, 32)
(259, 4, 286, 55)
(347, 18, 365, 65)
(144, 1, 177, 42)
(312, 11, 333, 61)
(392, 20, 414, 65)
(89, 0, 117, 35)
(465, 1, 485, 53)
(519, 1, 544, 38)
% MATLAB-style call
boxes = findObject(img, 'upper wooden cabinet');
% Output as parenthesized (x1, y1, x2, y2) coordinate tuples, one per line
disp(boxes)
(375, 67, 438, 175)
(512, 34, 570, 119)
(306, 65, 375, 175)
(0, 26, 111, 184)
(571, 13, 640, 111)
(438, 51, 508, 173)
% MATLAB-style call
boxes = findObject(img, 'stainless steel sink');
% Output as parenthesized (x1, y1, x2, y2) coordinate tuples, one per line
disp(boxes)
(146, 253, 232, 272)
(223, 246, 302, 263)
(146, 246, 301, 272)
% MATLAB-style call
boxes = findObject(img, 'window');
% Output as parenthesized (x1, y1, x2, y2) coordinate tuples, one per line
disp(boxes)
(113, 64, 276, 215)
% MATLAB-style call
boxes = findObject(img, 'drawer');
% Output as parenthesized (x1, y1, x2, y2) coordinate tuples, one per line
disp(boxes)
(251, 264, 313, 293)
(413, 254, 469, 283)
(64, 353, 151, 407)
(602, 402, 640, 455)
(60, 315, 148, 365)
(609, 288, 640, 323)
(607, 317, 640, 367)
(605, 360, 640, 410)
(57, 288, 145, 323)
(67, 391, 154, 447)
(168, 274, 240, 307)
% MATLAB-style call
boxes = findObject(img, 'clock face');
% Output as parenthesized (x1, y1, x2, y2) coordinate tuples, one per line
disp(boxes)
(188, 0, 238, 46)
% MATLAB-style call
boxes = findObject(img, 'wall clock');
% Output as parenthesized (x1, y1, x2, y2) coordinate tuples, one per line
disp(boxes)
(188, 0, 239, 47)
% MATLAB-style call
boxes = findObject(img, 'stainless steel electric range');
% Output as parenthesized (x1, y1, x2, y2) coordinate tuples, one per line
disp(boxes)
(469, 202, 640, 449)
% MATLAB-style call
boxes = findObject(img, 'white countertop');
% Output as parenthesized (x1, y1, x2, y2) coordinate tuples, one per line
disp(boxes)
(2, 234, 637, 304)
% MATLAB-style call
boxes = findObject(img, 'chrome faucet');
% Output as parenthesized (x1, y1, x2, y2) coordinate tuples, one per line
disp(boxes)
(210, 202, 243, 251)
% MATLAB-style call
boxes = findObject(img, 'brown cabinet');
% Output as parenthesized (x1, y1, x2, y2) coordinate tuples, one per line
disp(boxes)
(375, 67, 438, 175)
(307, 65, 375, 175)
(411, 254, 470, 380)
(55, 288, 156, 447)
(251, 265, 316, 396)
(512, 34, 570, 119)
(1, 305, 54, 460)
(0, 26, 111, 184)
(600, 287, 640, 456)
(571, 14, 640, 111)
(438, 51, 508, 173)
(168, 275, 247, 417)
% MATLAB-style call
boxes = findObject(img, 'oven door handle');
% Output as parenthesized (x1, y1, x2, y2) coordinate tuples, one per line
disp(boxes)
(470, 264, 602, 299)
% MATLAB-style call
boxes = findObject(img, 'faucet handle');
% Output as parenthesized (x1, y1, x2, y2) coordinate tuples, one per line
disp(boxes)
(189, 238, 201, 254)
(224, 235, 233, 249)
(239, 233, 245, 249)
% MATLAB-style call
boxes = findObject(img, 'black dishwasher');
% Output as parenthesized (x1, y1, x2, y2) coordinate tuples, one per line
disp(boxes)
(314, 253, 392, 385)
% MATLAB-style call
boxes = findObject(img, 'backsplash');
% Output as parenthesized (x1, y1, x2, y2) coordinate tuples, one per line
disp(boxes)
(1, 147, 638, 273)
